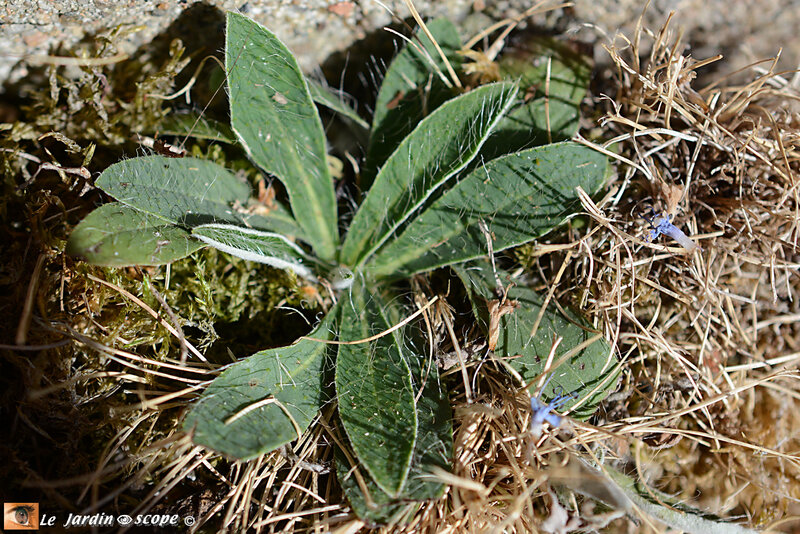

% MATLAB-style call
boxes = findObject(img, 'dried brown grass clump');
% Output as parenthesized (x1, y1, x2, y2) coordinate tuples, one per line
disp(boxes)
(586, 14, 800, 528)
(421, 13, 800, 533)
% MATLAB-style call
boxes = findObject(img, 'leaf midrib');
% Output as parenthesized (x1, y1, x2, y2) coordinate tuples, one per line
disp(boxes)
(350, 85, 518, 270)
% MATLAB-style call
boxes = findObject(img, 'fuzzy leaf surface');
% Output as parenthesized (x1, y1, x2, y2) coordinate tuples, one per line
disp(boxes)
(239, 198, 308, 241)
(66, 203, 204, 266)
(307, 79, 370, 131)
(226, 12, 338, 259)
(335, 444, 418, 527)
(335, 284, 417, 496)
(158, 112, 236, 143)
(400, 355, 452, 501)
(336, 295, 452, 524)
(342, 83, 518, 267)
(602, 462, 757, 534)
(192, 224, 316, 280)
(368, 142, 607, 278)
(95, 154, 304, 238)
(456, 263, 617, 419)
(362, 18, 462, 187)
(480, 37, 591, 160)
(184, 309, 338, 460)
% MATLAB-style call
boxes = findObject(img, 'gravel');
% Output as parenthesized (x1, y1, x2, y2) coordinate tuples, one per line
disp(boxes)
(2, 0, 798, 91)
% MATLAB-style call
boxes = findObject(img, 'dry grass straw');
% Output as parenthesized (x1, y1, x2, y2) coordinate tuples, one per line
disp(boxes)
(491, 12, 800, 532)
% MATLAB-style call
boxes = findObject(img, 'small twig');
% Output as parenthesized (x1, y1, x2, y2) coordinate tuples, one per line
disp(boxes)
(224, 397, 303, 442)
(440, 299, 472, 403)
(147, 280, 188, 365)
(478, 220, 503, 292)
(530, 251, 573, 339)
(463, 1, 573, 52)
(24, 52, 129, 66)
(145, 55, 224, 104)
(0, 340, 69, 351)
(402, 0, 462, 88)
(16, 254, 46, 346)
(301, 295, 438, 345)
(2, 149, 92, 189)
(412, 286, 437, 403)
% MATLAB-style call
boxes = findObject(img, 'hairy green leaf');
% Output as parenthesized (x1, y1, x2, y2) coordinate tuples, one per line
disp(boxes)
(192, 224, 317, 280)
(368, 142, 607, 278)
(401, 368, 452, 500)
(226, 12, 338, 260)
(456, 263, 617, 419)
(307, 79, 370, 132)
(184, 308, 338, 460)
(239, 198, 308, 241)
(342, 83, 518, 267)
(480, 37, 591, 160)
(362, 18, 463, 188)
(95, 154, 304, 238)
(602, 462, 758, 534)
(399, 310, 453, 503)
(96, 155, 241, 224)
(335, 443, 419, 527)
(336, 294, 452, 525)
(335, 284, 417, 496)
(159, 112, 237, 143)
(66, 203, 204, 266)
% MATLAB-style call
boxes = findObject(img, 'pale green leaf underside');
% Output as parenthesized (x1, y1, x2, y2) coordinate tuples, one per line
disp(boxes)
(602, 462, 758, 534)
(192, 223, 316, 280)
(362, 18, 462, 187)
(335, 284, 417, 496)
(342, 82, 518, 267)
(240, 198, 307, 241)
(307, 79, 369, 131)
(368, 142, 607, 278)
(184, 308, 338, 460)
(226, 12, 338, 260)
(66, 202, 204, 266)
(456, 263, 617, 419)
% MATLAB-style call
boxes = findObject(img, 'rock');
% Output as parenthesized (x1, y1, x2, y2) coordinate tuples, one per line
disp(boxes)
(1, 0, 796, 90)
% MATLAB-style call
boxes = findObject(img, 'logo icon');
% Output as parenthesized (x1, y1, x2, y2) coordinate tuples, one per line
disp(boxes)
(4, 503, 39, 530)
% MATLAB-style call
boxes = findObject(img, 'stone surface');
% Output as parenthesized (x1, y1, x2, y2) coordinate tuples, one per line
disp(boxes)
(1, 0, 798, 90)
